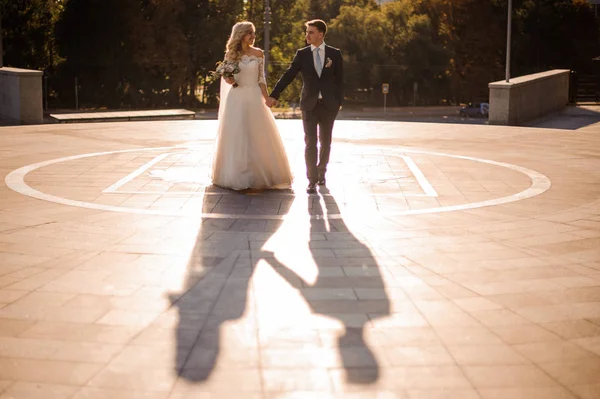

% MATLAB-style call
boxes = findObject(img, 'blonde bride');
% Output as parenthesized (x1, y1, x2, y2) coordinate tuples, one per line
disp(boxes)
(211, 21, 293, 191)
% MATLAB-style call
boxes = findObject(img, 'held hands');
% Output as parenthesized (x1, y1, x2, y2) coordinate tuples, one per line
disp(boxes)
(265, 97, 278, 108)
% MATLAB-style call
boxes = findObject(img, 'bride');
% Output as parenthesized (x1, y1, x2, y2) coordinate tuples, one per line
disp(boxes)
(211, 21, 294, 191)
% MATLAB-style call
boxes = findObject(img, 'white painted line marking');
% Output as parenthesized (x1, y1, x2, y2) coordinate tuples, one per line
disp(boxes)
(401, 155, 438, 197)
(103, 153, 171, 193)
(4, 146, 552, 219)
(104, 190, 434, 197)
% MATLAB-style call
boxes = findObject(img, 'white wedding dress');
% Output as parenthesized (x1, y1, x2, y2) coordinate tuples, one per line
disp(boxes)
(211, 54, 293, 190)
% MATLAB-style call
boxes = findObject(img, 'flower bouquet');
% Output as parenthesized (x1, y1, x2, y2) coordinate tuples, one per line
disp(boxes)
(212, 60, 240, 88)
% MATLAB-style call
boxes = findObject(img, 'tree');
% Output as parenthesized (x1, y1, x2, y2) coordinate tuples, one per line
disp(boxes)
(328, 1, 448, 106)
(414, 0, 507, 103)
(414, 0, 600, 103)
(262, 0, 310, 105)
(382, 1, 449, 104)
(13, 0, 597, 109)
(178, 0, 244, 106)
(307, 0, 377, 22)
(0, 0, 63, 70)
(513, 0, 600, 75)
(55, 0, 144, 107)
(328, 5, 387, 104)
(55, 0, 244, 108)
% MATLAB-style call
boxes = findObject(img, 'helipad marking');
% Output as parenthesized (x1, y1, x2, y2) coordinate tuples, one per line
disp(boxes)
(4, 146, 551, 219)
(402, 155, 437, 197)
(102, 152, 436, 197)
(103, 153, 171, 193)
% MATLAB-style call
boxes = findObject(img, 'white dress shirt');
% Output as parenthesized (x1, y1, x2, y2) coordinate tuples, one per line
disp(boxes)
(311, 42, 326, 99)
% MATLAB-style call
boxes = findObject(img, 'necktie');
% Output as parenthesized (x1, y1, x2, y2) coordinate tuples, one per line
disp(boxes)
(314, 47, 323, 77)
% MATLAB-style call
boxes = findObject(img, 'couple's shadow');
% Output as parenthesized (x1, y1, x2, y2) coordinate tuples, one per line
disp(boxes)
(171, 189, 390, 385)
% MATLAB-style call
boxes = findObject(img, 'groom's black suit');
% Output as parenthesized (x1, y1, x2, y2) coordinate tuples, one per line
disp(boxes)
(270, 44, 344, 185)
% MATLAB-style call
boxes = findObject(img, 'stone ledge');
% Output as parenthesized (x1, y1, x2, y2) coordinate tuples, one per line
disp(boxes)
(0, 67, 44, 125)
(489, 69, 570, 89)
(488, 69, 570, 126)
(0, 67, 44, 76)
(49, 109, 196, 123)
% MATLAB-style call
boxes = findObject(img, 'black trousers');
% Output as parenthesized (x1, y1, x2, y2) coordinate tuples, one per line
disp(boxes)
(302, 100, 338, 185)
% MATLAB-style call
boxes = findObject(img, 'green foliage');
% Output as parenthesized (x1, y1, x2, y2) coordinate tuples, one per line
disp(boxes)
(329, 1, 448, 105)
(264, 0, 308, 105)
(414, 0, 599, 103)
(51, 0, 244, 108)
(3, 0, 599, 108)
(54, 0, 141, 107)
(1, 0, 63, 70)
(513, 0, 600, 74)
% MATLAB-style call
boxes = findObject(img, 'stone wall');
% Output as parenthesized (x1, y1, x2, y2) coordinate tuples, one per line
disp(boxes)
(0, 67, 43, 125)
(488, 69, 570, 126)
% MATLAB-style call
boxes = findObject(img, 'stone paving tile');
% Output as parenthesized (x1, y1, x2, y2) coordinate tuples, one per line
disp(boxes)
(87, 363, 178, 392)
(491, 323, 562, 345)
(477, 387, 577, 399)
(514, 340, 599, 363)
(264, 393, 406, 399)
(540, 319, 600, 339)
(405, 390, 482, 399)
(382, 345, 455, 367)
(447, 344, 528, 366)
(0, 381, 12, 395)
(572, 335, 600, 356)
(462, 364, 559, 388)
(18, 321, 143, 344)
(1, 119, 600, 397)
(0, 382, 80, 399)
(0, 319, 37, 338)
(0, 358, 103, 385)
(569, 383, 600, 399)
(73, 387, 170, 399)
(537, 356, 600, 385)
(389, 366, 473, 389)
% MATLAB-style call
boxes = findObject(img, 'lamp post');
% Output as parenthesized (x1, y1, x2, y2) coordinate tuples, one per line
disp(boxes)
(264, 0, 271, 79)
(505, 0, 512, 82)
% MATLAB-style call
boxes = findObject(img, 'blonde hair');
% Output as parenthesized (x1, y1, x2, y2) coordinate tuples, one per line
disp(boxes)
(225, 21, 255, 62)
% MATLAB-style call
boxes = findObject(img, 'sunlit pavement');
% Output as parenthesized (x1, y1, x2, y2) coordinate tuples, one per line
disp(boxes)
(0, 118, 599, 399)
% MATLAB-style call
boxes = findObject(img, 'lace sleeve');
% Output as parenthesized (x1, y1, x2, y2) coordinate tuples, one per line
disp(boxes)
(258, 56, 266, 86)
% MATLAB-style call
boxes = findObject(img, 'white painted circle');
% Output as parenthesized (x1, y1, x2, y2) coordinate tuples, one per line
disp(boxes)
(4, 146, 551, 219)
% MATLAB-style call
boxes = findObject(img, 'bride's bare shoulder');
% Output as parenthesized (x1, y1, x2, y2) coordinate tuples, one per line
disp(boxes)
(250, 47, 264, 58)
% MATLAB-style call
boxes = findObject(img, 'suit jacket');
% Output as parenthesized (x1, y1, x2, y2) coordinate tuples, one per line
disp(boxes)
(270, 45, 344, 111)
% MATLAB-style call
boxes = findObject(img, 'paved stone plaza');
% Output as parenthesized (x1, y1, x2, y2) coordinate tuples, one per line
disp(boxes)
(0, 116, 599, 398)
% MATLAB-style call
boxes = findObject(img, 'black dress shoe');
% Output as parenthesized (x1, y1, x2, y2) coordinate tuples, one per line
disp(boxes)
(306, 183, 317, 194)
(317, 178, 326, 186)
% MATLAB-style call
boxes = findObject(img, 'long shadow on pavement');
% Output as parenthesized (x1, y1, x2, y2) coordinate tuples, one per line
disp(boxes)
(168, 190, 294, 383)
(263, 191, 391, 384)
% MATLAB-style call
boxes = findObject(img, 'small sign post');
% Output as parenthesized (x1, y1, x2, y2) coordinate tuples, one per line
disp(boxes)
(382, 83, 389, 113)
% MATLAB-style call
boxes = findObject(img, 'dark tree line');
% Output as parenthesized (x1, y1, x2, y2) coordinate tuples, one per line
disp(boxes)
(1, 0, 598, 108)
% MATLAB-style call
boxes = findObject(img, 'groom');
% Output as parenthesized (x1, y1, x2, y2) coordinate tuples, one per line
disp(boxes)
(267, 19, 344, 194)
